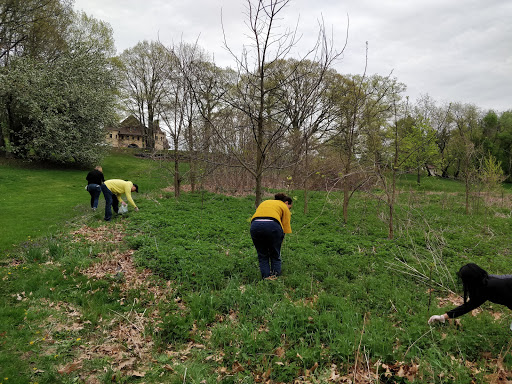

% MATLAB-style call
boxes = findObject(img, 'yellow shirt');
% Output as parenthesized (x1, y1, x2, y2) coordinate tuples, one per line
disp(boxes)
(251, 199, 292, 233)
(105, 179, 137, 208)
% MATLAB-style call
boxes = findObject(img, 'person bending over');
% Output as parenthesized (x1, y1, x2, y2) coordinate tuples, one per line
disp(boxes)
(250, 193, 292, 279)
(103, 179, 139, 221)
(428, 263, 512, 327)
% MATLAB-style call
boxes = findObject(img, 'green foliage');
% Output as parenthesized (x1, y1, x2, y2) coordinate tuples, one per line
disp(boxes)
(399, 116, 440, 179)
(0, 6, 117, 166)
(0, 0, 73, 63)
(1, 47, 117, 164)
(479, 154, 505, 191)
(122, 186, 512, 381)
(2, 156, 512, 382)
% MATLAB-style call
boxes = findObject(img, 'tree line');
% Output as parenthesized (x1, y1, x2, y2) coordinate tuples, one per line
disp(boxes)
(1, 0, 511, 218)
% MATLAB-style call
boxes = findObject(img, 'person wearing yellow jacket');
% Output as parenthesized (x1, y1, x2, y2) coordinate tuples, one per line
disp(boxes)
(250, 193, 292, 278)
(103, 179, 139, 221)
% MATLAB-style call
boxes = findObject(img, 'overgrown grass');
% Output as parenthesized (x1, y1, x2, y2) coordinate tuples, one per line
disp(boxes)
(122, 187, 512, 382)
(2, 155, 512, 383)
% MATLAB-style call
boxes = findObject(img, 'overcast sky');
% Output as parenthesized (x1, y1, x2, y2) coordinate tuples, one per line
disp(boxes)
(73, 0, 512, 112)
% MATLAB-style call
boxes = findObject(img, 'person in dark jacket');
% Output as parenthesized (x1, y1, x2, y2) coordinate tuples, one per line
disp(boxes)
(86, 166, 106, 211)
(428, 263, 512, 327)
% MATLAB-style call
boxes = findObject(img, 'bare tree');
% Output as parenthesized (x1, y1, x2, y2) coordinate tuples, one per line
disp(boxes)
(185, 52, 234, 192)
(363, 79, 407, 239)
(205, 0, 342, 206)
(450, 102, 482, 213)
(327, 70, 401, 224)
(119, 40, 170, 149)
(274, 60, 338, 213)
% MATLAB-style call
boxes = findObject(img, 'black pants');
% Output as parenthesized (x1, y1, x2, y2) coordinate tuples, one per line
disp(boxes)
(250, 220, 284, 278)
(103, 186, 119, 221)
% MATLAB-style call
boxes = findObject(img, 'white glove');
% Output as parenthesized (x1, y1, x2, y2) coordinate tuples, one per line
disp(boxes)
(428, 315, 446, 325)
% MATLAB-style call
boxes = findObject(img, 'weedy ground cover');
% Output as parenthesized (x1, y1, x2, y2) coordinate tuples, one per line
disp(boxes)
(122, 184, 512, 382)
(2, 158, 512, 383)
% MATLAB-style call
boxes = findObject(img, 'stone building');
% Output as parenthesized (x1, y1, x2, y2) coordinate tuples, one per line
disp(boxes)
(106, 115, 169, 150)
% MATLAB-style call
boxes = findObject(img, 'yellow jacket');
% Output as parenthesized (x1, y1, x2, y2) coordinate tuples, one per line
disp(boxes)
(252, 199, 292, 233)
(105, 179, 137, 208)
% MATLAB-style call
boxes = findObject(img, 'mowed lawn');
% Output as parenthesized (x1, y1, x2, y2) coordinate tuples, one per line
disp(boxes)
(0, 150, 177, 254)
(0, 162, 86, 253)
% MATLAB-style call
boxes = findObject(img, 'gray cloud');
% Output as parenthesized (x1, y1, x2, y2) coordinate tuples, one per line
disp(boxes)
(74, 0, 512, 111)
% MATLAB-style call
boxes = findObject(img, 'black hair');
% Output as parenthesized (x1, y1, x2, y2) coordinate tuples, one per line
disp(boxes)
(274, 193, 292, 205)
(457, 263, 489, 303)
(133, 183, 139, 193)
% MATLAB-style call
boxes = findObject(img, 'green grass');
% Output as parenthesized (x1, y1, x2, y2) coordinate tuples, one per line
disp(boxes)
(2, 153, 512, 383)
(0, 149, 185, 254)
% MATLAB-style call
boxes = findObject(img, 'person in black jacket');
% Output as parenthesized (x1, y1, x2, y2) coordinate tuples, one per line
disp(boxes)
(428, 263, 512, 326)
(86, 166, 106, 211)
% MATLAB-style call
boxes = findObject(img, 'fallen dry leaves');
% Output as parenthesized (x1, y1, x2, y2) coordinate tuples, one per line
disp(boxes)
(33, 224, 177, 382)
(69, 224, 126, 244)
(435, 292, 463, 308)
(323, 361, 421, 383)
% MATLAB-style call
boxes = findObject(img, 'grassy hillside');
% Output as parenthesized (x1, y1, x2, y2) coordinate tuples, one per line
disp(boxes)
(0, 149, 179, 253)
(1, 153, 512, 383)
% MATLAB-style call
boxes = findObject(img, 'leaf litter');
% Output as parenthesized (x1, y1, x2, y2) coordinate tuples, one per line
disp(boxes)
(33, 224, 177, 381)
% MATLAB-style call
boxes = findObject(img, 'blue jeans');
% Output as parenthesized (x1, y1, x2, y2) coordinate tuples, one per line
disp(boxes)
(102, 185, 118, 221)
(250, 220, 284, 278)
(87, 184, 102, 209)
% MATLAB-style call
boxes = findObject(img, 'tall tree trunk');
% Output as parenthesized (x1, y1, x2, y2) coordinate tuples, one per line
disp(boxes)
(303, 142, 309, 214)
(342, 185, 350, 224)
(255, 83, 265, 207)
(342, 157, 352, 224)
(389, 112, 399, 240)
(0, 123, 9, 158)
(389, 169, 396, 240)
(442, 166, 449, 178)
(2, 98, 15, 158)
(188, 119, 196, 193)
(425, 163, 433, 177)
(255, 170, 263, 208)
(464, 170, 470, 215)
(189, 154, 196, 192)
(147, 105, 156, 149)
(255, 121, 264, 207)
(174, 137, 181, 198)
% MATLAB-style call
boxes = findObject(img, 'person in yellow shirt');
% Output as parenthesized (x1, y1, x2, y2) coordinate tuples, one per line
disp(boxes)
(103, 179, 139, 221)
(250, 193, 292, 279)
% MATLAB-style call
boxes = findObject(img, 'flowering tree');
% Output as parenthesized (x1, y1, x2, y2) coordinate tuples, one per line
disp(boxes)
(0, 11, 117, 164)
